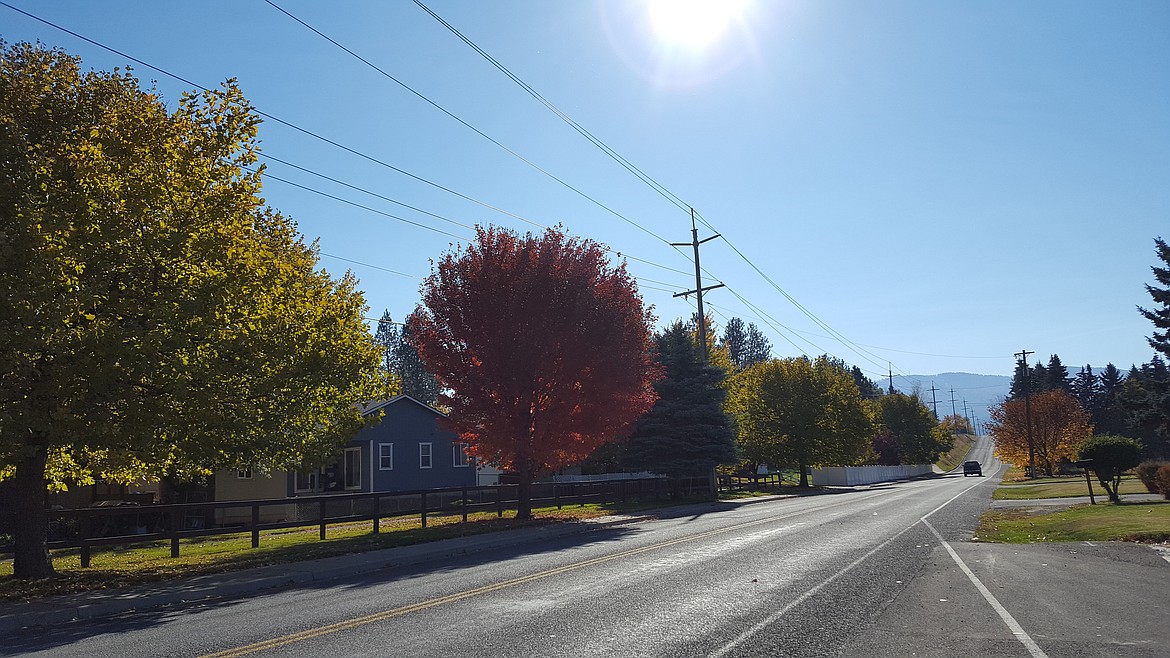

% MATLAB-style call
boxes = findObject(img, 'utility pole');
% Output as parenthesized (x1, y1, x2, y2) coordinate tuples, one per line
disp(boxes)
(949, 387, 957, 417)
(672, 209, 723, 364)
(1016, 349, 1036, 479)
(962, 399, 971, 433)
(888, 363, 895, 395)
(928, 382, 940, 418)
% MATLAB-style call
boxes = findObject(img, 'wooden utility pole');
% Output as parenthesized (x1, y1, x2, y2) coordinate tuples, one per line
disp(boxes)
(888, 364, 895, 395)
(1016, 349, 1036, 479)
(672, 209, 724, 364)
(928, 382, 940, 418)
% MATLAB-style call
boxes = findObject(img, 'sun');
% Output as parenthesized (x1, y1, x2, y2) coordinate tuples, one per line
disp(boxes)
(646, 0, 750, 50)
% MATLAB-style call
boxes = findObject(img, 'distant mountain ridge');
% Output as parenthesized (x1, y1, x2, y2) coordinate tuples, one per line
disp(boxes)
(889, 372, 1011, 423)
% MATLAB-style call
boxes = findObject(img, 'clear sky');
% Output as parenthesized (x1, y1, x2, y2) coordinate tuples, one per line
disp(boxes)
(4, 0, 1168, 385)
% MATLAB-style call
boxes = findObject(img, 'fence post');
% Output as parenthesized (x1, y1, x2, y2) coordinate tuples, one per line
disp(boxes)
(496, 486, 503, 518)
(319, 499, 327, 541)
(373, 495, 380, 535)
(78, 514, 91, 568)
(554, 483, 561, 510)
(251, 504, 260, 549)
(421, 491, 428, 528)
(462, 488, 468, 523)
(169, 508, 180, 558)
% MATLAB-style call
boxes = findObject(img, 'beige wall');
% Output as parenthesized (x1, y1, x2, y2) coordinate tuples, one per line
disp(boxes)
(214, 470, 290, 524)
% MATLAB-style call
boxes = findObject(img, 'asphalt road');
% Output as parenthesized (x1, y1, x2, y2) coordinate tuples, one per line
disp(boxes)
(4, 441, 1166, 657)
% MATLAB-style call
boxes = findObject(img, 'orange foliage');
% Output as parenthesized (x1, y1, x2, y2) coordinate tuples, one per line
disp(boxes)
(988, 390, 1092, 476)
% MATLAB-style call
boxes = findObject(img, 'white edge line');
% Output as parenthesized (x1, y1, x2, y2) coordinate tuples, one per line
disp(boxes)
(922, 519, 1049, 658)
(709, 477, 987, 658)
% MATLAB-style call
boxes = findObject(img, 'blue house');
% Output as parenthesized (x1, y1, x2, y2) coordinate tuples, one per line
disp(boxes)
(215, 396, 477, 512)
(297, 395, 477, 494)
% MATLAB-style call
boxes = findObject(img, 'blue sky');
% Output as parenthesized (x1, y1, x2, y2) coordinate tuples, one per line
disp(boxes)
(4, 1, 1168, 386)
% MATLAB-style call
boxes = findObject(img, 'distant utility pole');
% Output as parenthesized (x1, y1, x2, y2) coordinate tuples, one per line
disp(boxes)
(888, 364, 895, 395)
(928, 382, 940, 418)
(962, 400, 971, 433)
(949, 387, 957, 417)
(672, 209, 724, 364)
(1015, 349, 1036, 479)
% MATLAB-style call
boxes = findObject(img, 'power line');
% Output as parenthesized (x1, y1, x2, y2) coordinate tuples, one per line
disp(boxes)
(264, 0, 678, 247)
(0, 3, 706, 286)
(411, 0, 692, 216)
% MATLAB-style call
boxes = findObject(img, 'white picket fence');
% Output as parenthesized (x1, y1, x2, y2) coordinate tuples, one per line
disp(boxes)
(811, 464, 933, 486)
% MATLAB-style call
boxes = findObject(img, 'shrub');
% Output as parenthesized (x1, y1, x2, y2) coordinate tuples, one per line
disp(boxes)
(1136, 460, 1169, 494)
(1157, 465, 1170, 501)
(1078, 435, 1144, 503)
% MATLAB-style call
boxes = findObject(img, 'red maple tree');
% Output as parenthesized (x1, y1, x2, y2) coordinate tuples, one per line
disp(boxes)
(409, 226, 660, 517)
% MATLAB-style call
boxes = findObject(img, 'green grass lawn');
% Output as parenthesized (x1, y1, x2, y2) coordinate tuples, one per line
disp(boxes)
(992, 475, 1149, 500)
(975, 500, 1170, 543)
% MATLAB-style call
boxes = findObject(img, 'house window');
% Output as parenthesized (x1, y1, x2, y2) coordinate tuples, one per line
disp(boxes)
(343, 447, 362, 490)
(453, 443, 470, 468)
(419, 442, 433, 469)
(237, 467, 252, 480)
(379, 443, 394, 470)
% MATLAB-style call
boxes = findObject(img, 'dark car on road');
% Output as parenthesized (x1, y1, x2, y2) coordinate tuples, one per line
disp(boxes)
(963, 460, 983, 477)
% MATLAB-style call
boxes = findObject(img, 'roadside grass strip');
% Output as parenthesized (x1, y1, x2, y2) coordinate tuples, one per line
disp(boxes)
(935, 433, 976, 473)
(0, 493, 760, 601)
(0, 508, 612, 601)
(975, 501, 1170, 543)
(992, 475, 1148, 500)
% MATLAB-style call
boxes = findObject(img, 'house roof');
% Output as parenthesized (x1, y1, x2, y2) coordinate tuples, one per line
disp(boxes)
(359, 395, 445, 418)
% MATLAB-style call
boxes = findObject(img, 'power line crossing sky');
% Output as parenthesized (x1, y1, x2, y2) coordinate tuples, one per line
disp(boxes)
(3, 0, 1167, 379)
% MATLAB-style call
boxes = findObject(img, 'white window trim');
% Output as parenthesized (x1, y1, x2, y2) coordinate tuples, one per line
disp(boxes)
(237, 467, 253, 480)
(452, 443, 470, 468)
(419, 442, 433, 469)
(378, 443, 394, 471)
(343, 446, 362, 491)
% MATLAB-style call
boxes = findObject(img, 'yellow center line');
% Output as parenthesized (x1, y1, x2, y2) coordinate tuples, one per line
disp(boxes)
(202, 495, 879, 657)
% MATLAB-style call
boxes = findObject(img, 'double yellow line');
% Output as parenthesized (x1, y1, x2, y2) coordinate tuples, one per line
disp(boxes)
(203, 498, 866, 657)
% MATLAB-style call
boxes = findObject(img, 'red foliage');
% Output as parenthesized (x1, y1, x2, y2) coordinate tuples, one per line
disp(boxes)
(409, 226, 660, 512)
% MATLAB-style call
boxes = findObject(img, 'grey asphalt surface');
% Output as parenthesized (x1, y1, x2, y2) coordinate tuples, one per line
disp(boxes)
(1, 439, 1167, 657)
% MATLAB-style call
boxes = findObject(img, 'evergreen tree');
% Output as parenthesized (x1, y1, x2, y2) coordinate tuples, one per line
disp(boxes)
(742, 322, 773, 367)
(1139, 237, 1170, 360)
(1009, 359, 1031, 400)
(720, 317, 748, 369)
(373, 310, 439, 404)
(373, 310, 397, 373)
(394, 319, 440, 405)
(851, 366, 884, 399)
(1045, 354, 1071, 393)
(718, 317, 771, 370)
(1072, 365, 1099, 416)
(1094, 363, 1128, 436)
(1030, 362, 1050, 394)
(625, 322, 737, 477)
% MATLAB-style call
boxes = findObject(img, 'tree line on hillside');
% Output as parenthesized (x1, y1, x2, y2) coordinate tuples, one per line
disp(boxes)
(987, 237, 1170, 497)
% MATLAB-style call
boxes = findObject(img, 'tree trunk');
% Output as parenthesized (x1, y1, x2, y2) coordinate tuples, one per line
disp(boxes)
(798, 462, 809, 488)
(12, 447, 55, 580)
(516, 472, 532, 519)
(1098, 474, 1121, 503)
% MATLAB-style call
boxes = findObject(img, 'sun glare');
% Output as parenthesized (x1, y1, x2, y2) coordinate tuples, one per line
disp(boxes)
(647, 0, 749, 49)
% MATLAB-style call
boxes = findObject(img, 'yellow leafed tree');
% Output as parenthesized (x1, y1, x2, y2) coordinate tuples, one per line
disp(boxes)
(987, 390, 1092, 476)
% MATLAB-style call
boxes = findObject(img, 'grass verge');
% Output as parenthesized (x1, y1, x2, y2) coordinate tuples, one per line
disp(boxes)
(0, 489, 802, 601)
(974, 500, 1170, 543)
(935, 433, 976, 473)
(993, 475, 1148, 500)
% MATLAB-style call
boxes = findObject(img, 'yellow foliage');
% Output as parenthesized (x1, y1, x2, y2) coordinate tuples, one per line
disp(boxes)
(988, 390, 1092, 476)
